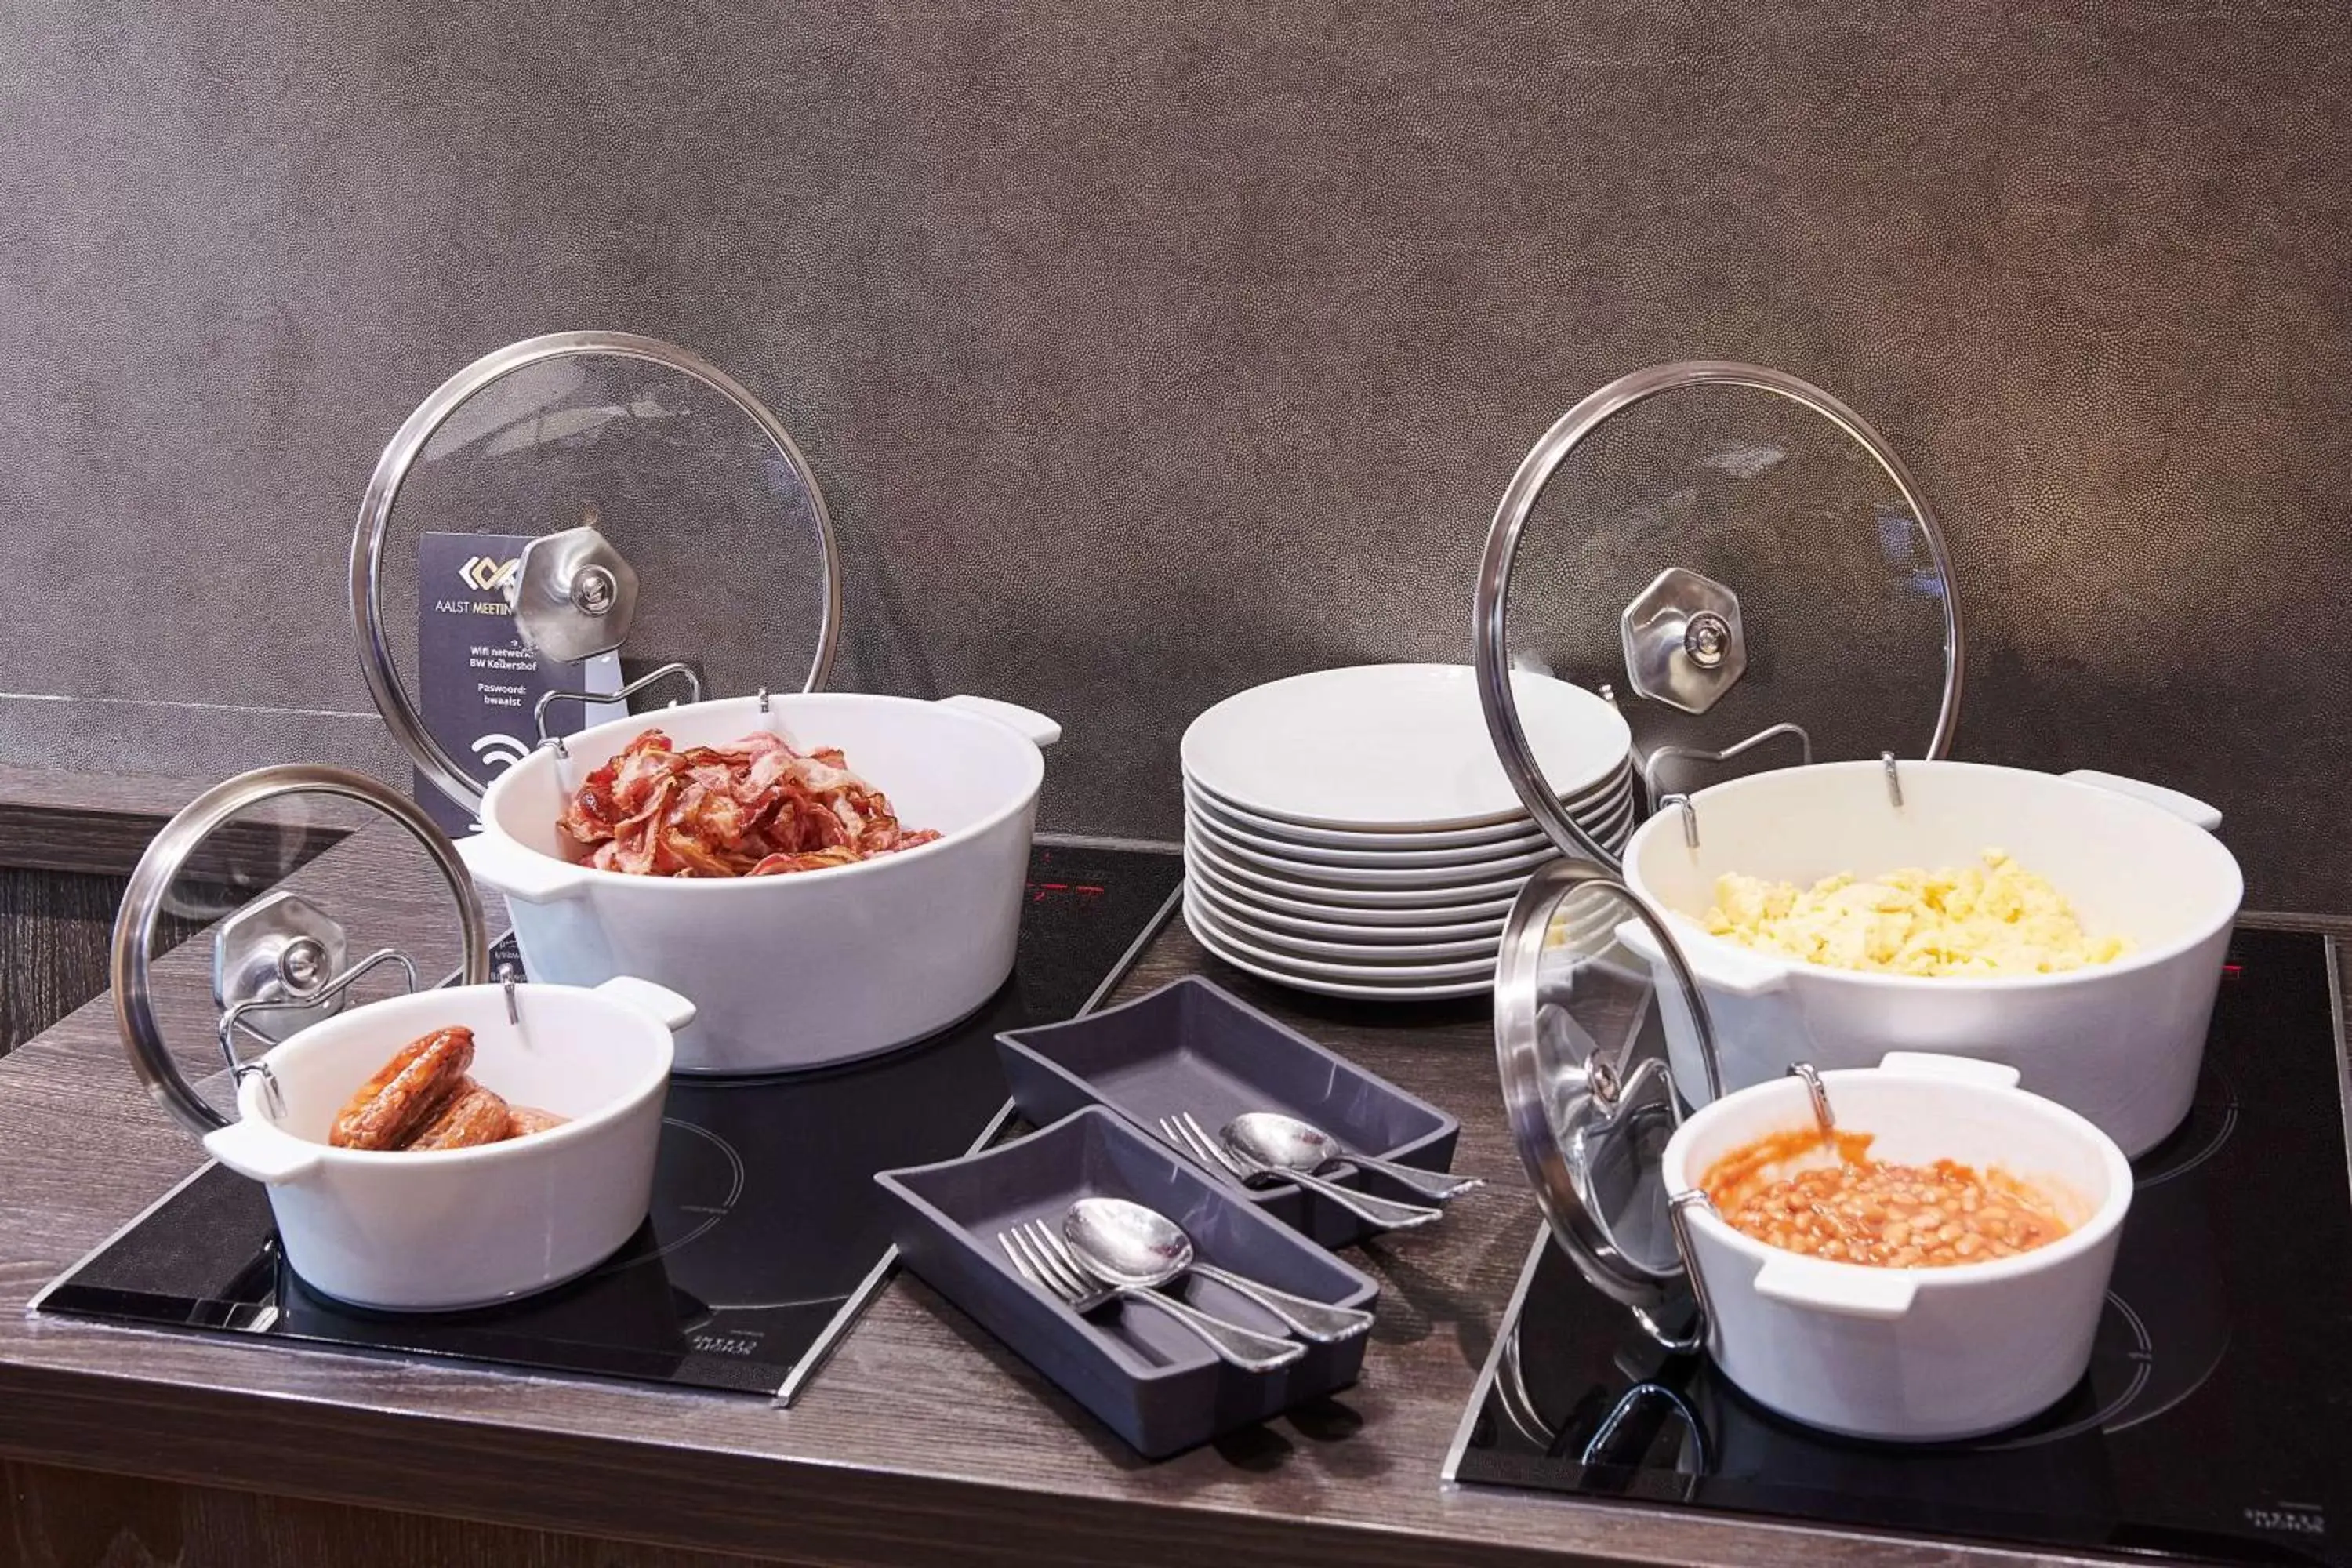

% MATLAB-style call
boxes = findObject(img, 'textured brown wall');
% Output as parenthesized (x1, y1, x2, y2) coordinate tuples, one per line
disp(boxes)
(1, 2, 2346, 907)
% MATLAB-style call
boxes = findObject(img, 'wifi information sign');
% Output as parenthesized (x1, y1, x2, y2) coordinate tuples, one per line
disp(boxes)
(414, 532, 622, 835)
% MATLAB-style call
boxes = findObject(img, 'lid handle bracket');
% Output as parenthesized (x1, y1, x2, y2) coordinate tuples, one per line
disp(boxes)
(1639, 722, 1814, 818)
(535, 661, 704, 757)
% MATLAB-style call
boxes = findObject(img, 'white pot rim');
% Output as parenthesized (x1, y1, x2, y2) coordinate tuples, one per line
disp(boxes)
(232, 983, 674, 1169)
(1661, 1063, 2136, 1288)
(475, 691, 1047, 897)
(1625, 759, 2244, 995)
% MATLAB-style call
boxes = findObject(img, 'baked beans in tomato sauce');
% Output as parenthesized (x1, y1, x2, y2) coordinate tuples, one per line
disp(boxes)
(1700, 1127, 2070, 1268)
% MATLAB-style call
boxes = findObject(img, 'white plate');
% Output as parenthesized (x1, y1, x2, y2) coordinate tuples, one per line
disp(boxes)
(1187, 811, 1566, 888)
(1570, 789, 1638, 852)
(1185, 893, 1496, 992)
(1186, 876, 1511, 942)
(1185, 892, 1498, 981)
(1185, 850, 1526, 925)
(1182, 757, 1633, 851)
(1187, 932, 1495, 1000)
(1180, 664, 1632, 830)
(1186, 826, 1545, 905)
(1185, 782, 1554, 867)
(1189, 877, 1504, 960)
(1187, 784, 1633, 884)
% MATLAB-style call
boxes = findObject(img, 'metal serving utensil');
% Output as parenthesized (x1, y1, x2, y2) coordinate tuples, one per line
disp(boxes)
(995, 1219, 1303, 1373)
(1157, 1112, 1443, 1231)
(1223, 1111, 1483, 1203)
(1062, 1197, 1371, 1345)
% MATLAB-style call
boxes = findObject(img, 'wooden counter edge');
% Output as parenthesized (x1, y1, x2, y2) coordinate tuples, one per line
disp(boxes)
(0, 765, 210, 877)
(0, 1354, 1798, 1568)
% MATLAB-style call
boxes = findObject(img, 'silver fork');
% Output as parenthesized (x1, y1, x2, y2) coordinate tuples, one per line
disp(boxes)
(1160, 1112, 1443, 1231)
(994, 1219, 1304, 1372)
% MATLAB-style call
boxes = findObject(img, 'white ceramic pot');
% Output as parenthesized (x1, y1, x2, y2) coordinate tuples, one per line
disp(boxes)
(1659, 1052, 2132, 1442)
(1623, 761, 2242, 1156)
(202, 977, 691, 1312)
(459, 691, 1059, 1073)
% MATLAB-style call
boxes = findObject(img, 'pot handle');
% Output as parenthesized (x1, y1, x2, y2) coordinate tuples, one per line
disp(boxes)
(457, 829, 593, 905)
(1875, 1051, 2023, 1090)
(1616, 916, 1788, 998)
(591, 975, 698, 1032)
(202, 1120, 324, 1185)
(935, 694, 1062, 748)
(2060, 769, 2222, 833)
(1751, 1256, 1918, 1321)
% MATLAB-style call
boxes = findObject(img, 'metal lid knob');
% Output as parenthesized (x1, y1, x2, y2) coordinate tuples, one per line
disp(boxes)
(112, 765, 492, 1138)
(510, 522, 642, 662)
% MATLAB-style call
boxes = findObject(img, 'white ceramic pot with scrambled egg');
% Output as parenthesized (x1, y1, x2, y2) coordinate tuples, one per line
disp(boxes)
(1622, 760, 2241, 1156)
(1660, 1051, 2133, 1442)
(457, 691, 1059, 1075)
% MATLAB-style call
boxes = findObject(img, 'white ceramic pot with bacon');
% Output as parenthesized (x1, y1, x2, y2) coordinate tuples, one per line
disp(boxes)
(458, 691, 1060, 1073)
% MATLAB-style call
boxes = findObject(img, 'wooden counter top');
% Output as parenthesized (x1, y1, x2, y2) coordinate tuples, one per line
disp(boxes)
(0, 822, 2333, 1568)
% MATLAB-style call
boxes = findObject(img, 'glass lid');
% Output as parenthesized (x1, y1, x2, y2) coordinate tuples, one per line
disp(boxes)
(351, 332, 841, 809)
(1493, 856, 1720, 1309)
(1474, 361, 1962, 867)
(112, 765, 491, 1139)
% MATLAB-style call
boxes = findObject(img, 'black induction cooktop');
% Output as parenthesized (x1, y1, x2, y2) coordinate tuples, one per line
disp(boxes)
(1447, 925, 2352, 1566)
(35, 840, 1184, 1402)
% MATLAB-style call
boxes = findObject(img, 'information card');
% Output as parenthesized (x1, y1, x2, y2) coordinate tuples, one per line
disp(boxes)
(414, 532, 622, 834)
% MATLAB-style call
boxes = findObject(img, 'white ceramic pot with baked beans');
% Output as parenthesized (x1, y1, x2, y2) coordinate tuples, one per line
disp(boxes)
(1624, 760, 2242, 1158)
(1659, 1051, 2133, 1443)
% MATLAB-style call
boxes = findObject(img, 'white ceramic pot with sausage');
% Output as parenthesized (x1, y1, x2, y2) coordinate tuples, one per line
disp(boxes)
(1622, 761, 2242, 1157)
(204, 978, 691, 1312)
(1660, 1052, 2133, 1442)
(457, 691, 1060, 1074)
(110, 764, 696, 1313)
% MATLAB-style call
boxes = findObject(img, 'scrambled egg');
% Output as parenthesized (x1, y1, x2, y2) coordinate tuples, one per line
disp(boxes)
(1702, 851, 2130, 977)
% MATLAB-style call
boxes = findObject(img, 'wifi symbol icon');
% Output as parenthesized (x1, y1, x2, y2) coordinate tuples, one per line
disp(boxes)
(471, 733, 532, 775)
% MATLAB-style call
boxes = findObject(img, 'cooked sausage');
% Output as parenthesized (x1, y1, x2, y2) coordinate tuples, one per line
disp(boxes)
(405, 1080, 514, 1150)
(503, 1105, 570, 1138)
(328, 1027, 475, 1150)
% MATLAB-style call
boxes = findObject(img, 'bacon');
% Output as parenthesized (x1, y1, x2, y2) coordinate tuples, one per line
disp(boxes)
(557, 726, 939, 879)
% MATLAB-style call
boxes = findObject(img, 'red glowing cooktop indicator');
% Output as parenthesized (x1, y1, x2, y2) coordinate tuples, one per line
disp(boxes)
(1025, 880, 1107, 904)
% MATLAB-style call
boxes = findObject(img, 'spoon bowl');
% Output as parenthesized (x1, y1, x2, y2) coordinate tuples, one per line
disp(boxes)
(1064, 1196, 1194, 1288)
(1225, 1111, 1482, 1203)
(1063, 1196, 1374, 1345)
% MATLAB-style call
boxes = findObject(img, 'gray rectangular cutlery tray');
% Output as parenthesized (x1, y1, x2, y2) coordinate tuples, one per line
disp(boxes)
(994, 975, 1461, 1247)
(876, 1105, 1380, 1458)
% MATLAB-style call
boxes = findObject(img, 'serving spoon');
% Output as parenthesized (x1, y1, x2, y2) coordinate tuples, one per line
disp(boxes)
(1226, 1112, 1483, 1203)
(1063, 1197, 1373, 1344)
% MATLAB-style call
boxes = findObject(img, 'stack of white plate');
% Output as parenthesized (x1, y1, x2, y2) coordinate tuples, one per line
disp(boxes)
(1179, 663, 1635, 1000)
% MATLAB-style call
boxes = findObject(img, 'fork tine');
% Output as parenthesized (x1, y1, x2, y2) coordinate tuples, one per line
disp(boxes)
(1156, 1113, 1207, 1162)
(1005, 1225, 1077, 1302)
(996, 1229, 1043, 1290)
(1018, 1221, 1093, 1299)
(1032, 1221, 1094, 1288)
(1177, 1110, 1246, 1176)
(1170, 1115, 1229, 1174)
(1160, 1111, 1207, 1158)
